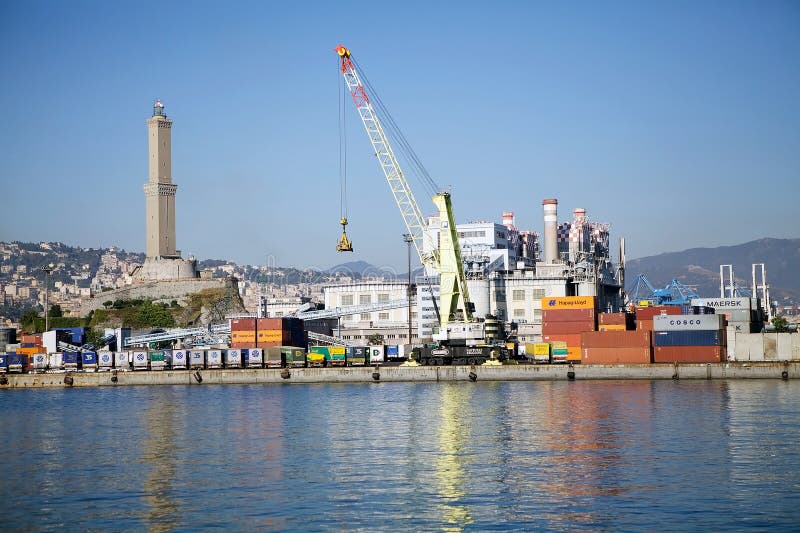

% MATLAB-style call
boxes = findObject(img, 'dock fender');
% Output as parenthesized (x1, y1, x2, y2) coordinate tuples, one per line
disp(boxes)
(280, 369, 291, 380)
(567, 362, 575, 381)
(193, 371, 203, 383)
(468, 365, 478, 382)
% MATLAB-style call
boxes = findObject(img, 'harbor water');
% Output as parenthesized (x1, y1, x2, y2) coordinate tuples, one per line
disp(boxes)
(1, 380, 799, 530)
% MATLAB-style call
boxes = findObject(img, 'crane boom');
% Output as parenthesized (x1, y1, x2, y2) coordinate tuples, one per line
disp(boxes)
(334, 45, 472, 327)
(335, 45, 436, 269)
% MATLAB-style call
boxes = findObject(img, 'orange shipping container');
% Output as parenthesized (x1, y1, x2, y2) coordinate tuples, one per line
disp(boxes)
(542, 334, 582, 347)
(599, 324, 627, 331)
(581, 347, 653, 364)
(637, 320, 654, 331)
(542, 308, 596, 323)
(541, 296, 596, 310)
(566, 347, 581, 361)
(581, 330, 651, 349)
(231, 331, 256, 342)
(542, 320, 596, 335)
(598, 312, 629, 326)
(635, 306, 682, 321)
(231, 318, 257, 331)
(653, 346, 724, 363)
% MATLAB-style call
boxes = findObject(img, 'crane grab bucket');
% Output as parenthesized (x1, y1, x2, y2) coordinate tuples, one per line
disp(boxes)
(336, 217, 353, 252)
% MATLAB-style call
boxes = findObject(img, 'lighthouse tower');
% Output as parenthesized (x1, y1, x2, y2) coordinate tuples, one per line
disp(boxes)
(134, 100, 198, 281)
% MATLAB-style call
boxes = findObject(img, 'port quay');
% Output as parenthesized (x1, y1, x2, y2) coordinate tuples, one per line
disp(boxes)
(3, 362, 797, 389)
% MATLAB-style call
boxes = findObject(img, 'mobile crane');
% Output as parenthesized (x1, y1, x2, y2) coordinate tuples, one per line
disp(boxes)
(334, 45, 504, 365)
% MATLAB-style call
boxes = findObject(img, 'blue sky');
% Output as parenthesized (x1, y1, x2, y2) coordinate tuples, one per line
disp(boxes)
(1, 1, 798, 271)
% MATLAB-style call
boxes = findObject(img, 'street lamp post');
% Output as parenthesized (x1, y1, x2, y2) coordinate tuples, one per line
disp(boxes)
(402, 234, 419, 366)
(40, 264, 54, 331)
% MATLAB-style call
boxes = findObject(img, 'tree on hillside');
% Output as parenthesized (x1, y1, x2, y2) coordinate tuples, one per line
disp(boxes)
(132, 301, 175, 329)
(49, 304, 63, 318)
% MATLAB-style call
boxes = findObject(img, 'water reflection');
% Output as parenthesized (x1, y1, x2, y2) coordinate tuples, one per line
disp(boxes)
(140, 391, 180, 532)
(435, 384, 473, 532)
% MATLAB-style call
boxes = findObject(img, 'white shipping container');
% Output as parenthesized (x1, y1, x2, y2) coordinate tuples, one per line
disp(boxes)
(691, 297, 751, 311)
(369, 345, 385, 364)
(207, 349, 223, 368)
(189, 350, 205, 369)
(224, 349, 241, 368)
(114, 351, 129, 369)
(98, 351, 114, 370)
(43, 330, 58, 355)
(171, 349, 188, 369)
(49, 352, 63, 371)
(132, 350, 149, 370)
(31, 353, 48, 370)
(245, 348, 263, 368)
(654, 314, 725, 332)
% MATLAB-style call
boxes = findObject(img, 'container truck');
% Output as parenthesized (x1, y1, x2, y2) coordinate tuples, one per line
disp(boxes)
(0, 353, 7, 373)
(306, 349, 325, 367)
(114, 351, 129, 370)
(149, 350, 166, 371)
(98, 351, 114, 371)
(346, 346, 367, 366)
(132, 350, 149, 370)
(244, 348, 263, 368)
(309, 346, 346, 367)
(49, 352, 63, 371)
(81, 351, 98, 372)
(284, 347, 306, 368)
(206, 349, 223, 369)
(7, 353, 25, 373)
(170, 349, 188, 370)
(189, 350, 205, 369)
(368, 345, 385, 364)
(224, 349, 242, 368)
(265, 347, 285, 368)
(63, 351, 80, 371)
(30, 353, 49, 372)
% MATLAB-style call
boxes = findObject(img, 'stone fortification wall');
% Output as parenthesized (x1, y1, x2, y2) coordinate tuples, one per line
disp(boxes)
(80, 278, 231, 315)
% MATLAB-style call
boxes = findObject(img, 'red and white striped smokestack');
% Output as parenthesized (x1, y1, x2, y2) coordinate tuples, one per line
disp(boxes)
(543, 199, 558, 263)
(502, 211, 515, 230)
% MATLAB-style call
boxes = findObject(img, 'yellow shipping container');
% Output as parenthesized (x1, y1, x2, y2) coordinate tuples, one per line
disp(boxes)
(231, 332, 256, 341)
(527, 343, 550, 356)
(550, 341, 568, 350)
(540, 296, 596, 310)
(566, 347, 581, 361)
(599, 324, 627, 331)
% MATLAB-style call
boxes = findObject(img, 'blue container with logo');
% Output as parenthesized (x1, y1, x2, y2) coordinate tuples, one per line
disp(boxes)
(62, 351, 80, 369)
(0, 353, 8, 372)
(81, 351, 98, 369)
(8, 353, 25, 373)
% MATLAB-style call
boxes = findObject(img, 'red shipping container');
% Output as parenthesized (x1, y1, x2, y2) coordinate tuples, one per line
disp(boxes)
(231, 318, 257, 331)
(635, 306, 683, 321)
(581, 330, 651, 348)
(598, 312, 625, 326)
(653, 346, 724, 363)
(637, 320, 654, 331)
(542, 320, 596, 335)
(21, 334, 43, 346)
(542, 333, 582, 347)
(581, 347, 653, 364)
(542, 308, 596, 323)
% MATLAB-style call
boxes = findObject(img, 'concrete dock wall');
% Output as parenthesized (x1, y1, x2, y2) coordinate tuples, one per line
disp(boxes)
(1, 362, 797, 389)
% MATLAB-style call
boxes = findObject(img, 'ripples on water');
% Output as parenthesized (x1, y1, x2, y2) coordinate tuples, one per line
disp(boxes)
(1, 380, 799, 531)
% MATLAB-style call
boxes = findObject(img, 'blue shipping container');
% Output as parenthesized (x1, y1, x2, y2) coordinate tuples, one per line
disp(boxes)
(653, 330, 724, 347)
(8, 353, 25, 370)
(62, 351, 80, 366)
(385, 345, 399, 357)
(0, 354, 7, 370)
(82, 352, 98, 366)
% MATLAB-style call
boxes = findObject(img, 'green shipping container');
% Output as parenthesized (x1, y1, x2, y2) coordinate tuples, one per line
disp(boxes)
(148, 350, 166, 362)
(281, 346, 306, 367)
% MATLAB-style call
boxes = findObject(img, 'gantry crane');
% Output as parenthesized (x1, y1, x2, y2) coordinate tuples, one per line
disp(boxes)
(334, 44, 472, 331)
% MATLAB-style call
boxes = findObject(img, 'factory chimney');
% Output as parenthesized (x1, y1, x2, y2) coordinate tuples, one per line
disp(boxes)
(542, 199, 558, 263)
(502, 211, 516, 231)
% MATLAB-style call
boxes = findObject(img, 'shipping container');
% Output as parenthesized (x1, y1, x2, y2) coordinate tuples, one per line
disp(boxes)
(566, 347, 581, 361)
(149, 350, 166, 371)
(231, 331, 256, 342)
(542, 308, 596, 323)
(636, 320, 653, 331)
(599, 324, 627, 331)
(98, 351, 114, 370)
(581, 330, 651, 348)
(49, 352, 63, 371)
(346, 346, 367, 366)
(30, 353, 48, 371)
(328, 346, 346, 366)
(653, 314, 725, 332)
(581, 347, 653, 364)
(132, 350, 149, 370)
(283, 347, 306, 368)
(718, 309, 752, 323)
(635, 306, 683, 321)
(244, 348, 263, 368)
(189, 350, 205, 369)
(7, 353, 25, 373)
(385, 345, 400, 360)
(230, 318, 257, 331)
(540, 296, 596, 310)
(652, 330, 725, 347)
(63, 351, 80, 370)
(542, 334, 582, 347)
(542, 320, 596, 335)
(368, 345, 385, 364)
(525, 343, 551, 363)
(690, 297, 752, 311)
(81, 351, 98, 371)
(170, 349, 188, 369)
(306, 350, 325, 367)
(206, 349, 223, 369)
(224, 349, 241, 368)
(598, 312, 632, 326)
(114, 351, 129, 370)
(653, 346, 724, 363)
(0, 353, 6, 373)
(265, 347, 286, 368)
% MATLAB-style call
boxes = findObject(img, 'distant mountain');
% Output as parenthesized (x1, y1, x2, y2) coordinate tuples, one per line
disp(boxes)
(625, 238, 800, 304)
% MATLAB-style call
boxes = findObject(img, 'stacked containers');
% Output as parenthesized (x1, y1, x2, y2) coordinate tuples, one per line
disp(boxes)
(634, 306, 683, 331)
(691, 298, 754, 359)
(541, 296, 597, 362)
(256, 318, 306, 349)
(581, 331, 652, 364)
(598, 312, 634, 331)
(652, 314, 726, 363)
(230, 318, 257, 350)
